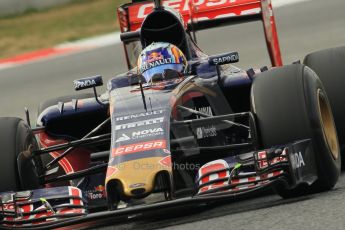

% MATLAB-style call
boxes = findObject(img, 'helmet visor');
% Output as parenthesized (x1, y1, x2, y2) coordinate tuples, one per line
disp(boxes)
(142, 63, 184, 83)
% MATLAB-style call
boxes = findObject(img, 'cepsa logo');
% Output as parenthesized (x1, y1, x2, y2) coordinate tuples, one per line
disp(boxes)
(134, 0, 238, 19)
(112, 140, 166, 156)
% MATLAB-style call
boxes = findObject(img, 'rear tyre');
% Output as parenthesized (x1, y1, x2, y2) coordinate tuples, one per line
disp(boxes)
(0, 117, 40, 192)
(304, 46, 345, 167)
(251, 64, 340, 198)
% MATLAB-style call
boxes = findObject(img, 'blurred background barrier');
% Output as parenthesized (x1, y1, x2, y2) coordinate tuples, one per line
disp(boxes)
(0, 0, 73, 16)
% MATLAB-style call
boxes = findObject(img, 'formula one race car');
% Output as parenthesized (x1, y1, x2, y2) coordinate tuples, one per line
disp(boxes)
(1, 0, 345, 228)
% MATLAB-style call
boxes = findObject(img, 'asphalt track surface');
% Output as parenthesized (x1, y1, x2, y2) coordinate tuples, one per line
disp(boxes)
(1, 0, 345, 229)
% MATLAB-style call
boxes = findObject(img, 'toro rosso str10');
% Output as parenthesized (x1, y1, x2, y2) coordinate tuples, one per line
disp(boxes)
(2, 0, 345, 228)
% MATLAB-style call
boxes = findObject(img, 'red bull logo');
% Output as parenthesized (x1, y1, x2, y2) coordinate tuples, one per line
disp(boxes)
(88, 185, 106, 200)
(95, 185, 105, 193)
(147, 51, 163, 63)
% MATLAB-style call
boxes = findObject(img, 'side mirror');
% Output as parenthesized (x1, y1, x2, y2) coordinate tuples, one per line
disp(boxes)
(73, 75, 106, 106)
(208, 52, 239, 66)
(73, 75, 103, 91)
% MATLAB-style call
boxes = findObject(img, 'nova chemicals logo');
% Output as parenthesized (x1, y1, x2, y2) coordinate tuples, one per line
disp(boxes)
(115, 133, 131, 143)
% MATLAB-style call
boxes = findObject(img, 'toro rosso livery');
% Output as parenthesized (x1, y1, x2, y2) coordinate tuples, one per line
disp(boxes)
(1, 0, 345, 229)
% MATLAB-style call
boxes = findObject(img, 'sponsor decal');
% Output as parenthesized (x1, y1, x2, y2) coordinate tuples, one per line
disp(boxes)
(257, 149, 288, 169)
(115, 128, 164, 142)
(195, 106, 213, 118)
(140, 58, 173, 72)
(2, 203, 15, 212)
(159, 156, 172, 167)
(73, 75, 103, 90)
(116, 109, 164, 121)
(135, 0, 239, 19)
(163, 148, 171, 154)
(95, 185, 106, 193)
(132, 127, 164, 139)
(73, 76, 103, 90)
(115, 117, 164, 130)
(293, 151, 305, 168)
(147, 52, 164, 63)
(74, 79, 96, 89)
(87, 185, 106, 200)
(106, 166, 118, 178)
(194, 106, 216, 139)
(115, 133, 131, 143)
(112, 140, 166, 156)
(210, 53, 239, 65)
(257, 151, 268, 169)
(129, 183, 146, 189)
(196, 125, 217, 139)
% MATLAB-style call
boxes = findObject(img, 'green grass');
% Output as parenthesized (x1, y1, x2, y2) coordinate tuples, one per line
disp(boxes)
(0, 0, 128, 59)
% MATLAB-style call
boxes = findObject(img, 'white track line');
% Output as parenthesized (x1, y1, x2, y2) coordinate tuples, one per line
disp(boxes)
(56, 32, 121, 49)
(0, 63, 15, 70)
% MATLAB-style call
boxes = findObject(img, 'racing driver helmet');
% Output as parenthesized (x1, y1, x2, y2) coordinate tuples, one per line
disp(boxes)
(137, 42, 187, 84)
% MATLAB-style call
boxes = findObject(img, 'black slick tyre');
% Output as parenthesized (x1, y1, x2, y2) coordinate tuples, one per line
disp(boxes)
(304, 46, 345, 167)
(251, 64, 340, 197)
(0, 117, 40, 192)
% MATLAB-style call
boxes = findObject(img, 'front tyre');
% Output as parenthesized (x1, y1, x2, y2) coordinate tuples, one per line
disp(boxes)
(0, 117, 40, 192)
(251, 64, 340, 197)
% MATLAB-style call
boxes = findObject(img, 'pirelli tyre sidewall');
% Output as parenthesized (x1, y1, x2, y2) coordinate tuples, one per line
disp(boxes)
(0, 117, 40, 192)
(304, 46, 345, 168)
(251, 64, 340, 195)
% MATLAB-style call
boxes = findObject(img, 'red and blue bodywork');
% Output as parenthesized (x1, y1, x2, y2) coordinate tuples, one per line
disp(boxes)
(0, 0, 320, 228)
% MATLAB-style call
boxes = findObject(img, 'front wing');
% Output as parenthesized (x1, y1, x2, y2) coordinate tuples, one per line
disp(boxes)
(0, 139, 318, 229)
(196, 139, 317, 195)
(0, 186, 86, 228)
